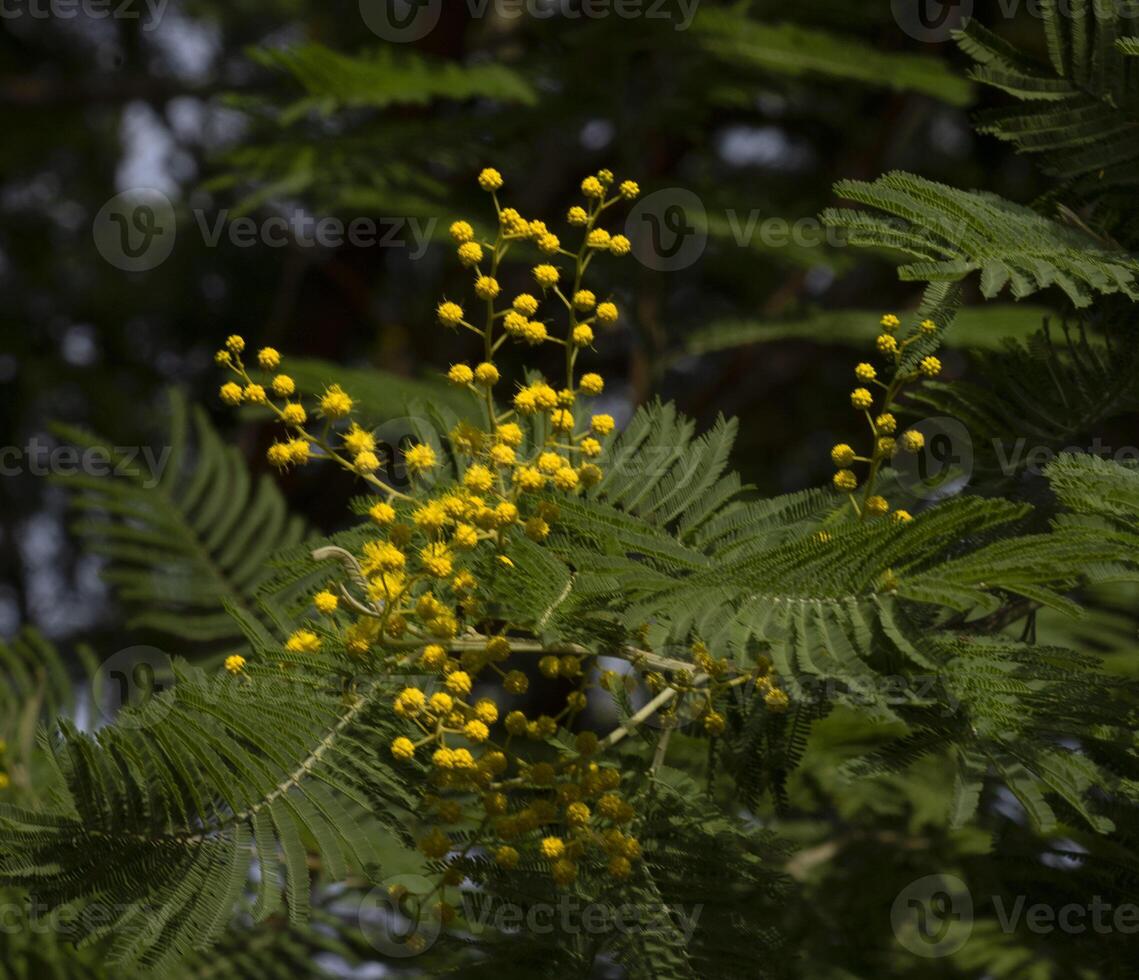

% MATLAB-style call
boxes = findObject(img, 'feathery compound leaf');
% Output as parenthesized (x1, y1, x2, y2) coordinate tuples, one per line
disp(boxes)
(823, 171, 1139, 306)
(51, 390, 309, 648)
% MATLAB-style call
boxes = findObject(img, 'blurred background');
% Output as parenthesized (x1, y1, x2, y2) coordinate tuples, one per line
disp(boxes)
(1, 1, 1060, 656)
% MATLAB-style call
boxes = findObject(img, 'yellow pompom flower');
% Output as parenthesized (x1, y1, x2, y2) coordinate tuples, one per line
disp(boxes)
(495, 845, 520, 868)
(497, 422, 523, 447)
(463, 463, 494, 492)
(463, 720, 490, 743)
(554, 467, 580, 491)
(533, 264, 560, 288)
(880, 313, 901, 332)
(573, 290, 596, 312)
(243, 383, 267, 404)
(550, 408, 574, 432)
(391, 737, 415, 761)
(581, 176, 604, 199)
(474, 698, 499, 724)
(538, 451, 563, 474)
(419, 543, 454, 577)
(458, 241, 484, 268)
(342, 423, 375, 456)
(572, 324, 594, 346)
(586, 228, 611, 249)
(567, 205, 588, 226)
(369, 501, 396, 525)
(361, 540, 406, 574)
(266, 443, 289, 471)
(920, 355, 942, 377)
(215, 349, 231, 365)
(608, 234, 631, 256)
(892, 509, 914, 524)
(226, 334, 245, 352)
(224, 654, 246, 675)
(474, 362, 499, 386)
(875, 412, 897, 434)
(899, 430, 925, 453)
(595, 301, 618, 323)
(504, 670, 528, 694)
(831, 444, 856, 467)
(314, 590, 339, 614)
(540, 836, 566, 859)
(619, 180, 639, 199)
(579, 372, 604, 395)
(578, 463, 603, 487)
(220, 382, 243, 405)
(877, 333, 899, 355)
(580, 437, 602, 457)
(281, 403, 306, 425)
(394, 687, 426, 717)
(286, 629, 322, 653)
(703, 711, 726, 735)
(490, 443, 515, 466)
(448, 363, 474, 386)
(452, 523, 479, 550)
(474, 275, 500, 300)
(478, 167, 504, 191)
(320, 384, 353, 419)
(537, 232, 560, 254)
(437, 300, 464, 327)
(854, 362, 876, 382)
(405, 443, 437, 474)
(591, 414, 615, 435)
(449, 220, 474, 243)
(445, 670, 472, 696)
(515, 466, 545, 491)
(513, 293, 539, 315)
(851, 388, 873, 410)
(354, 451, 380, 474)
(257, 347, 280, 370)
(270, 375, 295, 397)
(765, 688, 790, 713)
(865, 495, 889, 516)
(919, 318, 938, 334)
(833, 470, 858, 492)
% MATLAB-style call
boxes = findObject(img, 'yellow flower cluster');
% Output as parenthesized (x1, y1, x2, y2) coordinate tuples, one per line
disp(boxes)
(828, 314, 943, 523)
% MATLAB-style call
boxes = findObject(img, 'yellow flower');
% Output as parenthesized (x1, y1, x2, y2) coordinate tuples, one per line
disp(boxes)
(520, 320, 548, 344)
(851, 388, 873, 410)
(271, 375, 295, 397)
(567, 205, 588, 226)
(619, 180, 639, 199)
(286, 629, 321, 653)
(281, 402, 306, 425)
(554, 467, 580, 491)
(504, 670, 528, 694)
(892, 509, 914, 524)
(595, 301, 618, 323)
(361, 540, 406, 574)
(445, 670, 472, 696)
(474, 362, 499, 386)
(226, 334, 245, 352)
(490, 443, 515, 466)
(464, 464, 494, 492)
(286, 439, 310, 465)
(412, 501, 448, 532)
(538, 451, 563, 474)
(540, 836, 565, 859)
(497, 422, 523, 447)
(420, 543, 454, 578)
(525, 516, 550, 541)
(421, 644, 448, 670)
(243, 383, 267, 404)
(537, 232, 560, 254)
(219, 382, 243, 405)
(855, 362, 876, 382)
(830, 444, 855, 467)
(495, 845, 520, 868)
(494, 501, 519, 526)
(572, 325, 594, 346)
(478, 167, 504, 191)
(448, 363, 474, 385)
(880, 313, 901, 332)
(320, 384, 353, 419)
(513, 293, 539, 315)
(833, 470, 858, 492)
(875, 412, 897, 434)
(342, 423, 375, 456)
(437, 300, 464, 326)
(608, 234, 631, 256)
(354, 451, 380, 474)
(876, 333, 898, 355)
(899, 430, 925, 453)
(391, 737, 415, 761)
(765, 688, 790, 713)
(580, 437, 602, 457)
(586, 228, 611, 249)
(313, 590, 339, 614)
(224, 654, 246, 675)
(579, 372, 604, 396)
(578, 463, 603, 487)
(703, 711, 725, 735)
(369, 501, 396, 525)
(405, 443, 437, 475)
(463, 720, 489, 742)
(919, 318, 938, 334)
(515, 466, 545, 491)
(474, 275, 500, 300)
(452, 524, 479, 550)
(394, 687, 426, 717)
(581, 176, 604, 198)
(533, 264, 560, 288)
(215, 349, 231, 365)
(550, 408, 574, 431)
(449, 220, 474, 243)
(865, 495, 889, 516)
(591, 414, 615, 435)
(920, 355, 942, 377)
(457, 241, 483, 266)
(257, 347, 281, 370)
